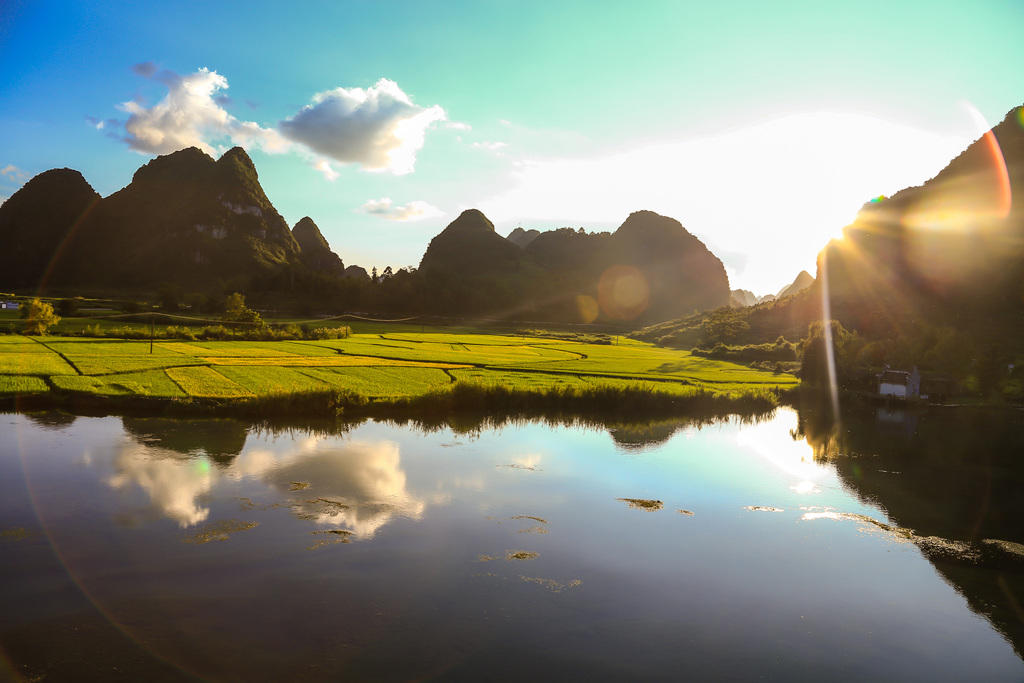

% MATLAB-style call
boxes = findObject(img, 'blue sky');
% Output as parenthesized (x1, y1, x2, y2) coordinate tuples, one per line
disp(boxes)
(1, 0, 1022, 292)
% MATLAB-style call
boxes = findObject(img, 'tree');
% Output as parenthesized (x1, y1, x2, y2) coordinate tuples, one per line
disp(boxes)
(800, 319, 859, 387)
(222, 292, 264, 328)
(20, 298, 60, 335)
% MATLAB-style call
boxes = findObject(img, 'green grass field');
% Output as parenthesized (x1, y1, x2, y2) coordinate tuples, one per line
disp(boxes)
(0, 328, 798, 404)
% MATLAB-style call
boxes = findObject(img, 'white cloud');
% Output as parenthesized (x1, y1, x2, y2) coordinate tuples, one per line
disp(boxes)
(446, 121, 471, 131)
(313, 159, 339, 181)
(359, 197, 443, 222)
(0, 196, 7, 206)
(112, 68, 445, 180)
(472, 141, 508, 152)
(0, 164, 27, 181)
(119, 67, 289, 156)
(279, 78, 446, 175)
(108, 443, 215, 527)
(477, 112, 971, 293)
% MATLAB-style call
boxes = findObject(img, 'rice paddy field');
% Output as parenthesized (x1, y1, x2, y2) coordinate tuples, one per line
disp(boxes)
(0, 329, 798, 402)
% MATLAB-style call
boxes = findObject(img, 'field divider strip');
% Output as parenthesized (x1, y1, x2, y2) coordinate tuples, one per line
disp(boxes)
(86, 362, 212, 377)
(486, 365, 795, 386)
(205, 366, 257, 397)
(163, 369, 189, 396)
(525, 344, 587, 360)
(292, 368, 337, 387)
(27, 337, 83, 375)
(483, 365, 703, 386)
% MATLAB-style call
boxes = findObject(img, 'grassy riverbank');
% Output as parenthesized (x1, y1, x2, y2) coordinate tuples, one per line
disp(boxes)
(0, 329, 798, 417)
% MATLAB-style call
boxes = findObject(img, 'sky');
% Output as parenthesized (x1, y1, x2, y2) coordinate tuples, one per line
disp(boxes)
(1, 0, 1022, 293)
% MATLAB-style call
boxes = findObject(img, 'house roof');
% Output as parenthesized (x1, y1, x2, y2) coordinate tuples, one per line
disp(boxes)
(879, 370, 910, 384)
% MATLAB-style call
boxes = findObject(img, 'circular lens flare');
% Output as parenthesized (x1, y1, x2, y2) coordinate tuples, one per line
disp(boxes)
(575, 294, 599, 323)
(597, 265, 650, 320)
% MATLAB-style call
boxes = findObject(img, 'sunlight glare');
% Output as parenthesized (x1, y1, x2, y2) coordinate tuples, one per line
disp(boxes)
(479, 113, 970, 292)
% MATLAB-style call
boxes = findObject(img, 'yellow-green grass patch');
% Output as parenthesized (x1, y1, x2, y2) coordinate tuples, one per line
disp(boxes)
(214, 366, 329, 394)
(46, 341, 184, 356)
(166, 367, 253, 398)
(0, 375, 49, 394)
(53, 370, 186, 397)
(297, 366, 451, 398)
(162, 342, 301, 357)
(202, 354, 467, 369)
(376, 333, 567, 346)
(0, 353, 77, 376)
(70, 356, 205, 375)
(0, 342, 57, 354)
(523, 342, 798, 385)
(0, 335, 35, 344)
(450, 368, 592, 391)
(320, 339, 575, 365)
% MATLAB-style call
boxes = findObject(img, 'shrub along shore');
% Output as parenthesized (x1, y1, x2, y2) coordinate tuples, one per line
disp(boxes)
(2, 380, 791, 425)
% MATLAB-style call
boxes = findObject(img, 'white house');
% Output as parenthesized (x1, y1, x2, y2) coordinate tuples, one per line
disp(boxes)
(878, 366, 921, 399)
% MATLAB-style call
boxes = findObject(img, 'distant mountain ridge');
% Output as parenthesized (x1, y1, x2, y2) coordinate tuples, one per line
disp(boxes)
(729, 270, 813, 308)
(0, 147, 348, 291)
(506, 227, 540, 248)
(293, 216, 345, 275)
(420, 209, 730, 322)
(776, 270, 814, 299)
(3, 148, 730, 323)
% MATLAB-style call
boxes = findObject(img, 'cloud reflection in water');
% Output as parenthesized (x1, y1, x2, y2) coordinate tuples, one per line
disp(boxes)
(106, 434, 425, 538)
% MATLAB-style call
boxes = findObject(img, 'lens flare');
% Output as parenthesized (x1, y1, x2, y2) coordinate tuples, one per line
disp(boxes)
(38, 197, 100, 294)
(819, 248, 840, 422)
(869, 195, 887, 203)
(900, 102, 1012, 237)
(575, 294, 599, 323)
(597, 265, 649, 320)
(964, 101, 1012, 219)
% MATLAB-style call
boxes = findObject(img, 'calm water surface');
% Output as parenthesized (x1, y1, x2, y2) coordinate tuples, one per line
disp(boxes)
(1, 407, 1022, 681)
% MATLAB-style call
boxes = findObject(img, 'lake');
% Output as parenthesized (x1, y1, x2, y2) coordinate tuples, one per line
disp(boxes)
(2, 405, 1023, 681)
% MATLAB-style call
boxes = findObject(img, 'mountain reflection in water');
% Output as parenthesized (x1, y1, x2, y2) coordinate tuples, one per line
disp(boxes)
(793, 399, 1024, 658)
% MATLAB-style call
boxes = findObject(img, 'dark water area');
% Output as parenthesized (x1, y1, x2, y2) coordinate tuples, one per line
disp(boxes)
(1, 404, 1023, 681)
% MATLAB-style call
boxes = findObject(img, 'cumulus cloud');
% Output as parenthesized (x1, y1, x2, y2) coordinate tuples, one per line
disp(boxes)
(110, 68, 446, 179)
(279, 78, 446, 175)
(446, 121, 471, 131)
(359, 197, 442, 222)
(119, 67, 289, 156)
